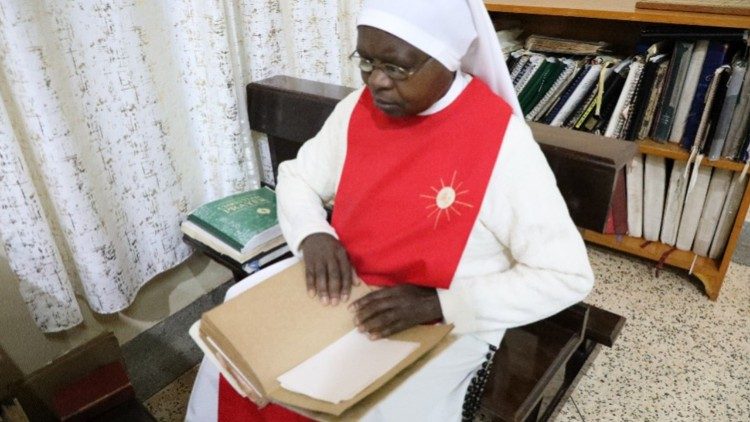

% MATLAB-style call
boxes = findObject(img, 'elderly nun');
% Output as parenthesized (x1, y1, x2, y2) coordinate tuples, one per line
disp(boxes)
(187, 0, 593, 420)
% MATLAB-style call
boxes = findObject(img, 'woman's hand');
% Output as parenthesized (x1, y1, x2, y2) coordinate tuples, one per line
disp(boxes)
(349, 285, 443, 339)
(299, 233, 355, 306)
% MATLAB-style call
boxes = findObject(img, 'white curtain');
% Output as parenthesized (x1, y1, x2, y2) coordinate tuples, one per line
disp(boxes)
(0, 0, 362, 333)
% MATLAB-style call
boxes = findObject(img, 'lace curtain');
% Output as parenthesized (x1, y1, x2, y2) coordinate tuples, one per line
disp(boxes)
(0, 0, 362, 332)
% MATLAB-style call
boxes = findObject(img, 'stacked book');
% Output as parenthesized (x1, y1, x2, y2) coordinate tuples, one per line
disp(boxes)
(507, 28, 750, 163)
(626, 154, 748, 259)
(181, 186, 289, 273)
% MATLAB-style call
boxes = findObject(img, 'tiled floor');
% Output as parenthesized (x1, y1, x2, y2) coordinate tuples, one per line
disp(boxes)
(144, 244, 750, 421)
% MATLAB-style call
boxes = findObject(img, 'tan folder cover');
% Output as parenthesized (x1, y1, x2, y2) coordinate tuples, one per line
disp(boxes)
(199, 261, 453, 416)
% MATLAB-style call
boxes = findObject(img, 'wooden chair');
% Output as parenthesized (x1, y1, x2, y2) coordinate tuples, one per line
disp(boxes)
(236, 75, 628, 421)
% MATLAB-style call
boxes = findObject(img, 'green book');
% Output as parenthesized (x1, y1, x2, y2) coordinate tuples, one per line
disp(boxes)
(187, 187, 281, 253)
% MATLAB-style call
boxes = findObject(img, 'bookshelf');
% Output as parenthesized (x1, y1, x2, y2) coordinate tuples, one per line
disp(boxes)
(485, 0, 750, 300)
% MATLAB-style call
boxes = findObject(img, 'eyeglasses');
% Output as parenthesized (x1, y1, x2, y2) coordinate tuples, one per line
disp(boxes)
(349, 51, 432, 81)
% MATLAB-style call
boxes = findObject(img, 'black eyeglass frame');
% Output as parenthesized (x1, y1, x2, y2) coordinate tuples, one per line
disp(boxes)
(349, 51, 433, 81)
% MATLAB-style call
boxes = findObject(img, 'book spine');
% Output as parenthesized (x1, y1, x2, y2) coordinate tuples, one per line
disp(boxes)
(680, 42, 730, 149)
(709, 172, 748, 259)
(694, 66, 730, 153)
(668, 39, 709, 144)
(515, 55, 545, 94)
(638, 60, 671, 140)
(551, 64, 602, 127)
(653, 41, 695, 142)
(722, 60, 750, 159)
(675, 165, 712, 251)
(542, 64, 588, 125)
(527, 61, 576, 121)
(627, 59, 658, 140)
(621, 62, 649, 140)
(708, 62, 747, 160)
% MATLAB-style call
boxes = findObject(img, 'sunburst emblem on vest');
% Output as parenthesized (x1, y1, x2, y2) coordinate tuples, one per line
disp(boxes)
(420, 171, 473, 229)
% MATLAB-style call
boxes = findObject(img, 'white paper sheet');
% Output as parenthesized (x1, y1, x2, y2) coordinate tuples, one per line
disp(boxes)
(277, 329, 420, 404)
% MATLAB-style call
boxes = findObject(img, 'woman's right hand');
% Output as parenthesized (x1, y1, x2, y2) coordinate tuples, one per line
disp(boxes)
(299, 233, 355, 306)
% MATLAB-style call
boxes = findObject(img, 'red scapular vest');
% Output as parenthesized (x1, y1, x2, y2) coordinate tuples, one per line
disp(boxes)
(332, 78, 511, 289)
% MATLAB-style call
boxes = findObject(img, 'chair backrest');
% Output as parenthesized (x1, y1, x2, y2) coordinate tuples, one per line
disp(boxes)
(246, 75, 636, 232)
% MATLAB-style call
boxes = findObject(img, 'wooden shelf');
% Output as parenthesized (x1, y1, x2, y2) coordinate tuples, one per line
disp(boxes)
(487, 0, 750, 301)
(582, 229, 723, 299)
(637, 140, 748, 171)
(484, 0, 750, 29)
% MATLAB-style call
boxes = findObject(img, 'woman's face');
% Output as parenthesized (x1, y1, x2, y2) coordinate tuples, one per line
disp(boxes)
(356, 26, 454, 117)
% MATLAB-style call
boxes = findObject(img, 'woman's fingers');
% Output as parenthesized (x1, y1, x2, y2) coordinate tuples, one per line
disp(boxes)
(326, 254, 342, 306)
(337, 248, 354, 302)
(299, 234, 355, 306)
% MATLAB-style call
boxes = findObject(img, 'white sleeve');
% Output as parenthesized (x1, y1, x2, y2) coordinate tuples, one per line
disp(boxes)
(438, 116, 595, 336)
(275, 88, 364, 255)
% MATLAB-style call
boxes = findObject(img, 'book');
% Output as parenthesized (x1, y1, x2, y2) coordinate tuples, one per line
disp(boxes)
(572, 63, 615, 130)
(605, 59, 645, 138)
(692, 168, 733, 256)
(709, 172, 748, 259)
(181, 219, 286, 264)
(652, 41, 695, 142)
(693, 65, 732, 155)
(527, 59, 577, 121)
(551, 64, 602, 127)
(542, 64, 588, 125)
(668, 40, 709, 144)
(186, 187, 282, 254)
(660, 160, 690, 246)
(519, 58, 565, 116)
(637, 57, 672, 139)
(524, 34, 611, 56)
(679, 41, 732, 149)
(709, 59, 747, 160)
(510, 54, 530, 82)
(628, 54, 667, 140)
(643, 155, 668, 241)
(675, 165, 712, 251)
(722, 57, 750, 159)
(626, 154, 645, 238)
(515, 54, 546, 94)
(193, 261, 453, 416)
(587, 59, 632, 134)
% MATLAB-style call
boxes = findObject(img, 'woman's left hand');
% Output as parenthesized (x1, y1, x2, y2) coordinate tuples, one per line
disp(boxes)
(349, 285, 443, 339)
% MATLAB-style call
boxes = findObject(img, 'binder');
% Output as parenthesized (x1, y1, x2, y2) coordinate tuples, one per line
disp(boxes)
(605, 59, 645, 138)
(550, 64, 602, 127)
(629, 54, 668, 140)
(527, 59, 577, 121)
(722, 58, 750, 159)
(585, 59, 631, 134)
(643, 155, 668, 241)
(626, 154, 645, 238)
(652, 41, 695, 142)
(542, 64, 588, 125)
(708, 60, 747, 160)
(693, 169, 733, 256)
(694, 65, 732, 155)
(675, 165, 712, 251)
(709, 172, 748, 259)
(637, 58, 672, 140)
(669, 40, 709, 144)
(679, 41, 731, 149)
(660, 160, 690, 246)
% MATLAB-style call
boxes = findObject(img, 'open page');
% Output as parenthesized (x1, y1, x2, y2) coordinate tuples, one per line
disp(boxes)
(277, 329, 419, 404)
